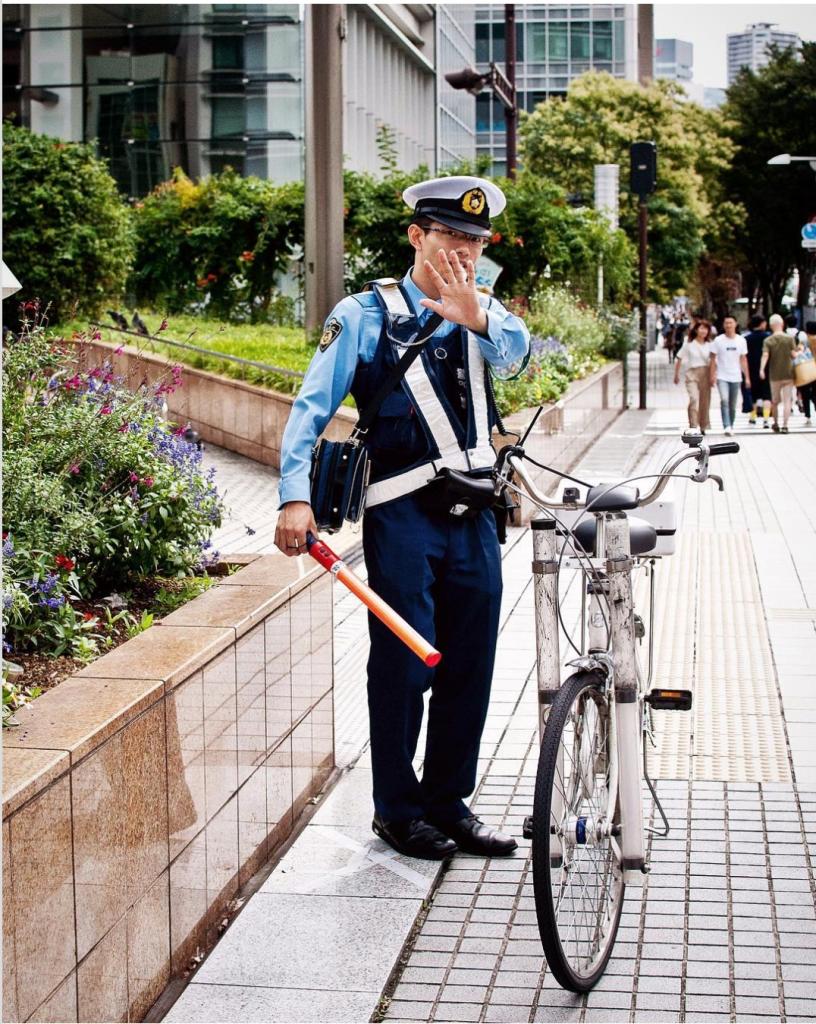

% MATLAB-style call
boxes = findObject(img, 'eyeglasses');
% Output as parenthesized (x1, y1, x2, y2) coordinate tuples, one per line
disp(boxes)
(424, 227, 490, 249)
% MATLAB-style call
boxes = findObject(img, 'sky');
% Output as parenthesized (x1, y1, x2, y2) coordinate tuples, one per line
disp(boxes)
(653, 2, 816, 89)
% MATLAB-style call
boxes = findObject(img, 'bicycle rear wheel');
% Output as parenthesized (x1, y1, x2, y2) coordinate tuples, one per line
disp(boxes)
(532, 670, 625, 991)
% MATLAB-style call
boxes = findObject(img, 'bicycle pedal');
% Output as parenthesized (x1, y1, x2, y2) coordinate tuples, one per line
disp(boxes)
(522, 815, 534, 839)
(646, 688, 692, 710)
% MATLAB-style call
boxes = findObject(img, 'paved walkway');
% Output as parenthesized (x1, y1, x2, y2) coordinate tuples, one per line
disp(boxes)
(165, 354, 816, 1023)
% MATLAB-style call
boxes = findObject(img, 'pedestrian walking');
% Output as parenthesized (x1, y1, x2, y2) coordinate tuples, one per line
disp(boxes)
(275, 176, 529, 859)
(760, 314, 797, 433)
(744, 313, 772, 427)
(709, 314, 749, 435)
(673, 318, 713, 432)
(793, 320, 816, 426)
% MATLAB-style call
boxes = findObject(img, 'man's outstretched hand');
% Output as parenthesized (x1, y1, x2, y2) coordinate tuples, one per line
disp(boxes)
(420, 250, 488, 335)
(275, 501, 318, 557)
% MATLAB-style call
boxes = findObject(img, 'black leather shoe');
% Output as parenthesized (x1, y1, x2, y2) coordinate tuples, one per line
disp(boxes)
(433, 815, 518, 857)
(372, 814, 457, 860)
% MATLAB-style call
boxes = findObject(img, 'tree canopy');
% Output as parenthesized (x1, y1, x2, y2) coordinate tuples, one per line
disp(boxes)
(520, 72, 742, 304)
(723, 42, 816, 313)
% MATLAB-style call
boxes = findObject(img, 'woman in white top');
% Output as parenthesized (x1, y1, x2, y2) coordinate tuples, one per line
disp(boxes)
(673, 319, 713, 432)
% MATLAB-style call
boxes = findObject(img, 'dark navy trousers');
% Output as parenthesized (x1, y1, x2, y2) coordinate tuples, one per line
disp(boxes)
(362, 494, 503, 824)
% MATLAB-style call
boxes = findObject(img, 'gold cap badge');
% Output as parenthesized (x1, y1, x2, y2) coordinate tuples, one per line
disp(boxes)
(461, 188, 486, 216)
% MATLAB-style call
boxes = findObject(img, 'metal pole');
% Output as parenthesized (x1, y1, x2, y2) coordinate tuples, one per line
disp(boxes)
(638, 197, 648, 409)
(305, 5, 345, 331)
(504, 3, 516, 178)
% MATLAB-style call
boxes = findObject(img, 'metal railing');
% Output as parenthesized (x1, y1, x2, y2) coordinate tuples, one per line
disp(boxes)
(90, 321, 306, 381)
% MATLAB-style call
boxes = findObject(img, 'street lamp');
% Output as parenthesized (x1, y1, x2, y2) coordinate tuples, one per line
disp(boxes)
(767, 153, 816, 171)
(445, 5, 517, 177)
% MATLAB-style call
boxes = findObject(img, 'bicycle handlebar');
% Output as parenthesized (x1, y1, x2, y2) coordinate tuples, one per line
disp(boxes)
(499, 438, 740, 514)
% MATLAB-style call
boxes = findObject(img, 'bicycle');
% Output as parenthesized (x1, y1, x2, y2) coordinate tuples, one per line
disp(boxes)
(491, 431, 740, 992)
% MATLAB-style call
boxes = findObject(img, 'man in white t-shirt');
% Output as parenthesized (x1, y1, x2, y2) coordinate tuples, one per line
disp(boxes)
(709, 315, 749, 435)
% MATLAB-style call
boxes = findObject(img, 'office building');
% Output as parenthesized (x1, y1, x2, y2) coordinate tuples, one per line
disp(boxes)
(727, 22, 801, 85)
(474, 4, 649, 175)
(2, 3, 476, 196)
(654, 37, 693, 82)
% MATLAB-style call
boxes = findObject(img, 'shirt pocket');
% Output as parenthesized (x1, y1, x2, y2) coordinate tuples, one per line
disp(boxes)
(369, 390, 421, 452)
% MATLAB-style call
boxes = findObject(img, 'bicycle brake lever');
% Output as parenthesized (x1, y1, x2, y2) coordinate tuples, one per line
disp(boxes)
(708, 473, 724, 492)
(690, 451, 709, 483)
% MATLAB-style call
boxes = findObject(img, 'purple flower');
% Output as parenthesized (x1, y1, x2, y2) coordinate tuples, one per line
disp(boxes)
(3, 593, 13, 609)
(38, 595, 65, 609)
(2, 539, 14, 559)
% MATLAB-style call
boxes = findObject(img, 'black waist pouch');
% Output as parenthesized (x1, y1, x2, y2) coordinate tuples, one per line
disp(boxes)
(309, 437, 370, 533)
(418, 467, 498, 519)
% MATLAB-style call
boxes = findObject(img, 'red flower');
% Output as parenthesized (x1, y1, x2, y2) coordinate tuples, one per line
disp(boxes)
(239, 251, 255, 262)
(83, 612, 96, 622)
(206, 272, 218, 283)
(491, 232, 503, 244)
(514, 236, 525, 247)
(100, 405, 113, 415)
(55, 554, 75, 572)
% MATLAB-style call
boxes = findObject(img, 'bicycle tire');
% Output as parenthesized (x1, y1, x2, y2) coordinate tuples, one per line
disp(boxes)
(532, 670, 625, 992)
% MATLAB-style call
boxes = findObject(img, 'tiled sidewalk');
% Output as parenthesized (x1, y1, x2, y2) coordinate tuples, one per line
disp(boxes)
(166, 353, 816, 1023)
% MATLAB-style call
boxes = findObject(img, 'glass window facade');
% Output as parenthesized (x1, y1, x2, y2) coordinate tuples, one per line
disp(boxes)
(475, 4, 634, 176)
(4, 3, 304, 196)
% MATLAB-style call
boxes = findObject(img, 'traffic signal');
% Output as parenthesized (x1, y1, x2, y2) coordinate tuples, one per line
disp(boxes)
(630, 142, 657, 196)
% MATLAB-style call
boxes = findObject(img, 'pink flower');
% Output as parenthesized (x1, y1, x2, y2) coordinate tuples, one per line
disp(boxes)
(92, 329, 102, 341)
(69, 464, 80, 475)
(114, 345, 124, 355)
(100, 405, 112, 415)
(143, 476, 154, 488)
(129, 472, 139, 483)
(173, 424, 187, 436)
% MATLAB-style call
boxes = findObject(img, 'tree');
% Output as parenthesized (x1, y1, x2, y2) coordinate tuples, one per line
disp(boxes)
(520, 72, 743, 304)
(724, 43, 816, 314)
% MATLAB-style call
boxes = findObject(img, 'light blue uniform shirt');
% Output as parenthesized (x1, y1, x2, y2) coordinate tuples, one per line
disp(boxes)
(278, 269, 530, 506)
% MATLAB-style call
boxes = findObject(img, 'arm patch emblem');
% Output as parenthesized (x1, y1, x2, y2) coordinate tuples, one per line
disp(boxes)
(319, 318, 343, 352)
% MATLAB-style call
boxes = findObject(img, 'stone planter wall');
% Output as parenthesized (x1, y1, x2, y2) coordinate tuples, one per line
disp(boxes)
(73, 339, 356, 469)
(1, 544, 355, 1023)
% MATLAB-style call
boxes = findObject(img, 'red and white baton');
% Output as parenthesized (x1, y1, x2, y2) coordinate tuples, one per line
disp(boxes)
(306, 532, 441, 668)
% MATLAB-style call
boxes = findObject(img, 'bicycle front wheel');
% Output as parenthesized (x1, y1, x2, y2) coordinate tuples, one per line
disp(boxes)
(532, 670, 625, 992)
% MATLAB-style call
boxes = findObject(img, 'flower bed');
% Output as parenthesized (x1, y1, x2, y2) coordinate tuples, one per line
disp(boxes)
(2, 317, 226, 723)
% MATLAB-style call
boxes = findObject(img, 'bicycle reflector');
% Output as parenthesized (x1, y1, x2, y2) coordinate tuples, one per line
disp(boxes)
(646, 689, 693, 711)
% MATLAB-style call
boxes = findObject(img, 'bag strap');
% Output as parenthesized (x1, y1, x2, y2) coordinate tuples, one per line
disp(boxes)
(353, 292, 444, 438)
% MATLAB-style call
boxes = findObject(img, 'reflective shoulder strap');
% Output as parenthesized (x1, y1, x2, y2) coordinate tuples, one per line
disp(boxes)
(370, 279, 412, 317)
(466, 331, 491, 453)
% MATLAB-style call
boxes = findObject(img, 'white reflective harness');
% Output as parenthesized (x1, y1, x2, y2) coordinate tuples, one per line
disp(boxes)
(365, 281, 495, 510)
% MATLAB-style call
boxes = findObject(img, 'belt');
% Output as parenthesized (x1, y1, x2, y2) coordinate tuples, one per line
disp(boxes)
(365, 446, 496, 509)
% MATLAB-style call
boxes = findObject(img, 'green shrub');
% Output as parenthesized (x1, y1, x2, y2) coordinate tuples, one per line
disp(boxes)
(130, 167, 304, 321)
(492, 286, 613, 415)
(2, 319, 224, 660)
(2, 122, 135, 322)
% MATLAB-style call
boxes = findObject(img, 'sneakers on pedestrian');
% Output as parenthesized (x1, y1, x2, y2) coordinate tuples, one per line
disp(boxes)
(763, 420, 770, 429)
(781, 426, 789, 434)
(724, 427, 734, 436)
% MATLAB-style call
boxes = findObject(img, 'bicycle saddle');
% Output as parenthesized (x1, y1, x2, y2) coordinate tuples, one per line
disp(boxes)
(571, 515, 657, 557)
(584, 484, 640, 511)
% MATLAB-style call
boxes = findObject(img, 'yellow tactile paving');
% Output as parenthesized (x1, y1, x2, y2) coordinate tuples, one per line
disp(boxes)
(645, 529, 791, 783)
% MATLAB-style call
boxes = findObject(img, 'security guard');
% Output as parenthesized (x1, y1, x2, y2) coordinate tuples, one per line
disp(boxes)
(275, 176, 529, 859)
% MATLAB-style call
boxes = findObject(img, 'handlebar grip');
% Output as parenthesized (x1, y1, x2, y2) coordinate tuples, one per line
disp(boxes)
(707, 442, 740, 455)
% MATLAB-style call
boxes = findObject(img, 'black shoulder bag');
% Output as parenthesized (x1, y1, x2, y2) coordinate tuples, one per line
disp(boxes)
(309, 311, 443, 533)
